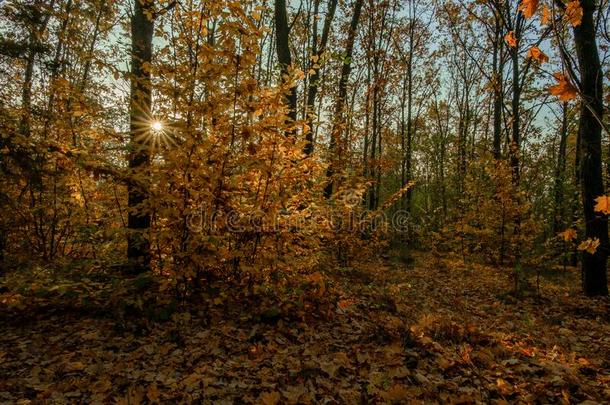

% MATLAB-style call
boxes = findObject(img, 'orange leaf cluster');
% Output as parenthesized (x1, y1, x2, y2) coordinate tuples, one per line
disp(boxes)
(518, 0, 539, 19)
(549, 73, 578, 101)
(565, 0, 583, 27)
(527, 46, 549, 64)
(541, 5, 552, 24)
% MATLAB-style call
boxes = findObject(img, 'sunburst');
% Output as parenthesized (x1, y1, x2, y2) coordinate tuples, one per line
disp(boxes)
(151, 121, 163, 132)
(131, 108, 178, 152)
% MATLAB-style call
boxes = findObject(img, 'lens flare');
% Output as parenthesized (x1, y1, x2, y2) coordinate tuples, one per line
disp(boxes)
(151, 121, 163, 131)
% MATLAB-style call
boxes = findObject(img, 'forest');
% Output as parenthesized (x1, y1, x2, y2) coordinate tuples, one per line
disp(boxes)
(0, 0, 609, 402)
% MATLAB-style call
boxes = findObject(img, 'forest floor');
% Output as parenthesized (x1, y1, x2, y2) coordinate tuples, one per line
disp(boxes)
(1, 251, 609, 404)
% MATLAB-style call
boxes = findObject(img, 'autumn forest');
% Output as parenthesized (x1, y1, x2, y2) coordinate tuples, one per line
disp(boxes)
(1, 0, 610, 403)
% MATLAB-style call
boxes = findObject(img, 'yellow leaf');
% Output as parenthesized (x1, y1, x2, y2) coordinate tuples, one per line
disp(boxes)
(594, 195, 610, 214)
(505, 31, 517, 48)
(565, 1, 583, 27)
(578, 238, 600, 255)
(527, 46, 549, 64)
(518, 0, 539, 19)
(549, 73, 578, 101)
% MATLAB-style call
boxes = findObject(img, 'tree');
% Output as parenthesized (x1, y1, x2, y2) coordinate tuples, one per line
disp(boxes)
(304, 0, 338, 155)
(127, 0, 155, 273)
(274, 0, 297, 134)
(571, 0, 608, 295)
(325, 0, 364, 198)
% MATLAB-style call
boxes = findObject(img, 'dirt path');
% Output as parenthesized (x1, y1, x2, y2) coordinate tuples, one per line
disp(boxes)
(1, 252, 609, 403)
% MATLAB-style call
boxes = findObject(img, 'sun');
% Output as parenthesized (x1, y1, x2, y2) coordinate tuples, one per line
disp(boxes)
(151, 121, 163, 132)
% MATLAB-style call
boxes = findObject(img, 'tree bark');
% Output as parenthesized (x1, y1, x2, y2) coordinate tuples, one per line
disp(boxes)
(127, 0, 154, 273)
(304, 0, 338, 155)
(573, 0, 608, 295)
(324, 0, 363, 198)
(552, 103, 568, 234)
(274, 0, 297, 133)
(492, 17, 503, 160)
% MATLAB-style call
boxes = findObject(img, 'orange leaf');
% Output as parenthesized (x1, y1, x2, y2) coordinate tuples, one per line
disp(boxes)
(565, 0, 583, 27)
(337, 299, 354, 309)
(527, 46, 549, 64)
(504, 31, 517, 47)
(559, 228, 577, 242)
(549, 73, 578, 101)
(518, 0, 539, 19)
(259, 391, 281, 405)
(594, 195, 610, 215)
(541, 5, 552, 25)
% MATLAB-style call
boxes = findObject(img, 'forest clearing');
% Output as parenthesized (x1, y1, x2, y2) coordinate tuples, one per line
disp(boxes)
(1, 0, 610, 403)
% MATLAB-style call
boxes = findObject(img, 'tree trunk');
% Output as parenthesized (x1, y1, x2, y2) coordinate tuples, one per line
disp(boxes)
(552, 102, 568, 234)
(304, 0, 338, 155)
(324, 0, 363, 198)
(492, 17, 503, 160)
(127, 0, 154, 273)
(274, 0, 297, 132)
(405, 20, 414, 212)
(573, 0, 608, 295)
(509, 27, 520, 187)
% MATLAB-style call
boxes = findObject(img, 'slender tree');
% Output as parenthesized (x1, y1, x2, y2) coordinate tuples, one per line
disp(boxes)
(304, 0, 338, 155)
(274, 0, 297, 133)
(325, 0, 364, 198)
(127, 0, 155, 273)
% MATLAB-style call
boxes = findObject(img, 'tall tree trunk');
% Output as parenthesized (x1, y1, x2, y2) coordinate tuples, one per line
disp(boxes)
(325, 0, 363, 198)
(492, 17, 503, 160)
(274, 0, 297, 133)
(304, 0, 338, 155)
(573, 0, 608, 295)
(509, 28, 521, 187)
(405, 19, 414, 212)
(127, 0, 154, 273)
(398, 76, 407, 207)
(552, 102, 568, 234)
(20, 0, 56, 139)
(369, 58, 379, 211)
(571, 122, 582, 267)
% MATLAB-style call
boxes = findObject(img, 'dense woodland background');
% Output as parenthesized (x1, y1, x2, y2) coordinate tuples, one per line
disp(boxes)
(1, 0, 610, 402)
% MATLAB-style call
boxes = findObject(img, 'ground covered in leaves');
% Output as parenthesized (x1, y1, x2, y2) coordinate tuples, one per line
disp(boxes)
(1, 252, 609, 404)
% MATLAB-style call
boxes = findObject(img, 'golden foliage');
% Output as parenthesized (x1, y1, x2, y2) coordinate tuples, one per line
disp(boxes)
(578, 238, 600, 255)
